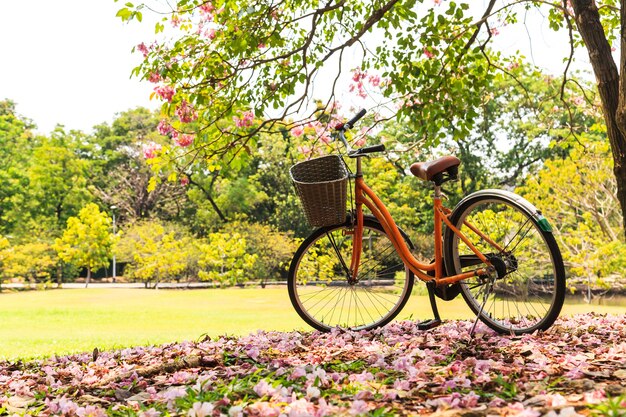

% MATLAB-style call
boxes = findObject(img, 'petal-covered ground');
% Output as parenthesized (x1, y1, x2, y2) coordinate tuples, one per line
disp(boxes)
(1, 314, 625, 417)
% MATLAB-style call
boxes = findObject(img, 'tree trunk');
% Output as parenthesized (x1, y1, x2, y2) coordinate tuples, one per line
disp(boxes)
(572, 0, 626, 238)
(187, 176, 228, 223)
(56, 263, 63, 287)
(86, 267, 91, 288)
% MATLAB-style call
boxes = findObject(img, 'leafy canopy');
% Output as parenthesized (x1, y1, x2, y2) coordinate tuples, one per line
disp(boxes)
(54, 203, 115, 273)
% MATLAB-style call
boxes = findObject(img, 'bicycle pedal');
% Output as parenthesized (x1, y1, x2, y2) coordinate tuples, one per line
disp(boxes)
(417, 318, 442, 331)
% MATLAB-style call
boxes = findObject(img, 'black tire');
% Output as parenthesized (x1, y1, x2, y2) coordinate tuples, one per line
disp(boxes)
(288, 217, 414, 332)
(444, 190, 565, 335)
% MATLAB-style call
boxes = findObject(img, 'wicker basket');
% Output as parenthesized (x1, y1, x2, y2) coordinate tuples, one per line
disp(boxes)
(290, 155, 349, 227)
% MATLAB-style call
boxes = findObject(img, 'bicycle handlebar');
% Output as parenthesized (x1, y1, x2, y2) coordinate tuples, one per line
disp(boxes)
(333, 109, 385, 157)
(345, 108, 366, 130)
(335, 109, 367, 132)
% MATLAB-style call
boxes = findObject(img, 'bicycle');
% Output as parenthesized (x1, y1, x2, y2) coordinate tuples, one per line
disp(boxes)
(288, 109, 566, 335)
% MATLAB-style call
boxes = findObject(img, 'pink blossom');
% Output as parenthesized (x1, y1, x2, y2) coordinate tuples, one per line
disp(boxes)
(154, 85, 176, 102)
(258, 43, 267, 49)
(349, 399, 369, 415)
(254, 380, 276, 397)
(368, 74, 381, 87)
(176, 101, 198, 123)
(247, 346, 260, 360)
(490, 27, 500, 36)
(584, 390, 606, 404)
(352, 68, 367, 82)
(290, 126, 304, 137)
(306, 385, 320, 399)
(461, 391, 480, 408)
(137, 42, 149, 58)
(508, 403, 540, 417)
(171, 14, 181, 27)
(289, 366, 307, 380)
(149, 72, 162, 83)
(158, 119, 174, 136)
(423, 48, 435, 59)
(507, 61, 520, 70)
(348, 371, 373, 383)
(188, 402, 214, 417)
(139, 409, 162, 417)
(207, 28, 217, 39)
(58, 397, 79, 414)
(434, 0, 442, 4)
(297, 145, 312, 156)
(233, 111, 254, 128)
(199, 2, 215, 14)
(77, 405, 107, 417)
(180, 176, 190, 186)
(350, 68, 369, 99)
(247, 402, 280, 417)
(169, 371, 193, 384)
(287, 399, 315, 417)
(545, 393, 567, 407)
(143, 142, 162, 159)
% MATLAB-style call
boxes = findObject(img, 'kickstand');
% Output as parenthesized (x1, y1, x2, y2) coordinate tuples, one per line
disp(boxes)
(418, 280, 442, 330)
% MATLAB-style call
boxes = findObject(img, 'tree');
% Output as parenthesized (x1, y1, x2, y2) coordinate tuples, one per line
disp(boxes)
(0, 100, 34, 235)
(115, 220, 193, 288)
(519, 134, 626, 296)
(0, 242, 59, 287)
(54, 203, 115, 287)
(230, 220, 297, 282)
(23, 127, 94, 236)
(117, 0, 626, 237)
(198, 232, 258, 286)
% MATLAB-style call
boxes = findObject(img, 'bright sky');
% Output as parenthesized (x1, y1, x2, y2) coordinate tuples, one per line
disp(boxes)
(0, 1, 592, 136)
(0, 0, 157, 135)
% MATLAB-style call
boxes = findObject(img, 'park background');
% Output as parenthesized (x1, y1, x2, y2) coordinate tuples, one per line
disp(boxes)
(1, 1, 626, 415)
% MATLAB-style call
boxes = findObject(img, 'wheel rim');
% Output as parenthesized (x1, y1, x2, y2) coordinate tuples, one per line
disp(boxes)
(450, 199, 560, 333)
(291, 225, 411, 331)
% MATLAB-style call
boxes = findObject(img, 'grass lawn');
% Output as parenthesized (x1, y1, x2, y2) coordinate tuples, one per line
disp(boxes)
(1, 287, 624, 360)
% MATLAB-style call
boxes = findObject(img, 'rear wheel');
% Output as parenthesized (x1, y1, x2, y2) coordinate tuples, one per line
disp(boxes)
(288, 218, 414, 332)
(444, 191, 565, 334)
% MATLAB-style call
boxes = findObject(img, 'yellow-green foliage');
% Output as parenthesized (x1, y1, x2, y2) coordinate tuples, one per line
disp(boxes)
(230, 220, 297, 279)
(297, 245, 337, 284)
(519, 138, 626, 282)
(54, 203, 114, 275)
(198, 232, 258, 285)
(116, 221, 192, 285)
(0, 241, 58, 283)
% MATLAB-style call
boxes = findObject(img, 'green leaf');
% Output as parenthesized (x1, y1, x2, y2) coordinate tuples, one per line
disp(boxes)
(116, 8, 131, 19)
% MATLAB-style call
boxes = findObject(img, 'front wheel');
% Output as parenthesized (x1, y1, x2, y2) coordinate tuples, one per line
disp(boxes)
(444, 190, 565, 335)
(288, 218, 414, 332)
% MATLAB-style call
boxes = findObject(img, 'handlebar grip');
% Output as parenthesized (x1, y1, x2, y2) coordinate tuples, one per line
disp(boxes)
(362, 143, 385, 153)
(344, 109, 367, 129)
(348, 143, 386, 158)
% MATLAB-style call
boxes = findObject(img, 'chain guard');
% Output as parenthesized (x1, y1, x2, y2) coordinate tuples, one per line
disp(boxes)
(429, 255, 489, 301)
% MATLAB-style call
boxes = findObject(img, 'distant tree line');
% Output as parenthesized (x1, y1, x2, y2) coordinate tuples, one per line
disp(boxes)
(0, 61, 624, 293)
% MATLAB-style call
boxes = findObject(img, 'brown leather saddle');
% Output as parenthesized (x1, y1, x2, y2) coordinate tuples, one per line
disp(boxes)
(410, 155, 460, 185)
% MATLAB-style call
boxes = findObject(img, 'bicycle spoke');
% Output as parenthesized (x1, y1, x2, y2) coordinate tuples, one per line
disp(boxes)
(326, 231, 351, 277)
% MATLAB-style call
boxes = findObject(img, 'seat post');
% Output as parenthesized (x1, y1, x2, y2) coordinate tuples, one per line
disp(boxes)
(433, 185, 442, 199)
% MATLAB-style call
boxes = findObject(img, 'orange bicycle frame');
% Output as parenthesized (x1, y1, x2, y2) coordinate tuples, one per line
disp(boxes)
(348, 157, 495, 286)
